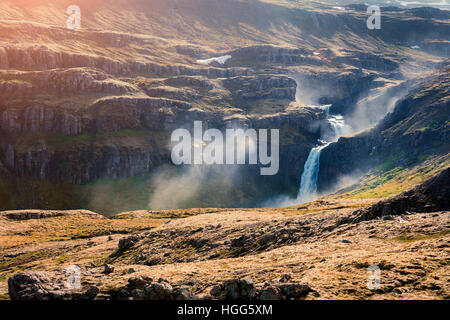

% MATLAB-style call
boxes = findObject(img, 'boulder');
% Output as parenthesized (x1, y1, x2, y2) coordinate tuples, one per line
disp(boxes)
(212, 279, 257, 300)
(104, 264, 115, 274)
(128, 275, 154, 289)
(260, 282, 310, 300)
(144, 282, 174, 300)
(277, 283, 311, 299)
(112, 235, 140, 256)
(260, 285, 284, 300)
(8, 272, 69, 300)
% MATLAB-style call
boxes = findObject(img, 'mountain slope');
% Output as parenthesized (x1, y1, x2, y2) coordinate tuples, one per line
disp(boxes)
(0, 0, 449, 213)
(318, 61, 450, 193)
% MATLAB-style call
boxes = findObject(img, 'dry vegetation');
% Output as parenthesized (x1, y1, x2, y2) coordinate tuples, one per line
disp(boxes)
(1, 196, 448, 300)
(0, 0, 449, 301)
(336, 153, 450, 199)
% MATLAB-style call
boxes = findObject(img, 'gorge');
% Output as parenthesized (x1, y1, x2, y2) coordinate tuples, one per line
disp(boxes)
(0, 0, 449, 302)
(0, 0, 449, 214)
(297, 104, 353, 203)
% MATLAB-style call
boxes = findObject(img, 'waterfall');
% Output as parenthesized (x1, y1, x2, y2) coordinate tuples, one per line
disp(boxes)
(296, 104, 352, 203)
(327, 114, 352, 141)
(319, 104, 352, 141)
(297, 143, 329, 202)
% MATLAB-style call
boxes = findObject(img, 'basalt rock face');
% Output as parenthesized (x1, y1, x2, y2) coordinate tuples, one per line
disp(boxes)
(3, 45, 125, 74)
(1, 105, 85, 136)
(0, 47, 9, 68)
(317, 63, 450, 192)
(1, 44, 255, 78)
(0, 60, 324, 187)
(6, 144, 164, 184)
(0, 96, 197, 137)
(222, 75, 297, 100)
(228, 45, 323, 66)
(0, 106, 324, 198)
(316, 133, 374, 191)
(294, 69, 377, 115)
(45, 68, 138, 94)
(0, 81, 33, 100)
(0, 0, 449, 211)
(335, 51, 399, 73)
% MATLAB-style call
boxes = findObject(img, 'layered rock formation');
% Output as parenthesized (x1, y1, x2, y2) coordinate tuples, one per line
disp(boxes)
(318, 62, 450, 192)
(0, 0, 449, 211)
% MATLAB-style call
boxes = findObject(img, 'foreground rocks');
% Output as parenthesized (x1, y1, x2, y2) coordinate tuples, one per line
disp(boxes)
(210, 278, 310, 300)
(117, 276, 199, 300)
(8, 271, 99, 300)
(8, 272, 310, 301)
(1, 175, 449, 300)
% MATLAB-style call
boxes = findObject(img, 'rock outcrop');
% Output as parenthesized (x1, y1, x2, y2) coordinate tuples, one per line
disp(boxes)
(121, 276, 198, 300)
(295, 69, 376, 115)
(351, 167, 450, 222)
(228, 45, 323, 66)
(2, 210, 64, 220)
(335, 50, 399, 73)
(0, 81, 33, 100)
(8, 272, 310, 300)
(0, 44, 255, 78)
(8, 271, 99, 300)
(210, 278, 310, 300)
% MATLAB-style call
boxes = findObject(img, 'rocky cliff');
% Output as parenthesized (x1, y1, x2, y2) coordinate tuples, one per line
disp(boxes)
(0, 0, 449, 212)
(318, 62, 450, 192)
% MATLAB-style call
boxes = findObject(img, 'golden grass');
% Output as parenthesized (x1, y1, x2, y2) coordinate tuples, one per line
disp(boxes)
(338, 153, 450, 199)
(0, 213, 166, 250)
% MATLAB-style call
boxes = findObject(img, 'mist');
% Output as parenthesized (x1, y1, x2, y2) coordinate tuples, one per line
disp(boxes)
(262, 171, 363, 208)
(263, 71, 416, 209)
(148, 165, 204, 210)
(148, 124, 262, 210)
(345, 83, 412, 132)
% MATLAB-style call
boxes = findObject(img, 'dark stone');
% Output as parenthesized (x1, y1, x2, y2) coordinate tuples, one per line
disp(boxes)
(352, 168, 450, 223)
(260, 285, 283, 300)
(83, 286, 100, 300)
(222, 279, 257, 300)
(128, 276, 153, 289)
(104, 264, 115, 274)
(144, 282, 173, 300)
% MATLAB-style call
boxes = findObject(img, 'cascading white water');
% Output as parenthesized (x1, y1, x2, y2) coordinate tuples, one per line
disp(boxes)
(297, 142, 329, 202)
(327, 114, 352, 141)
(296, 105, 352, 203)
(320, 104, 352, 141)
